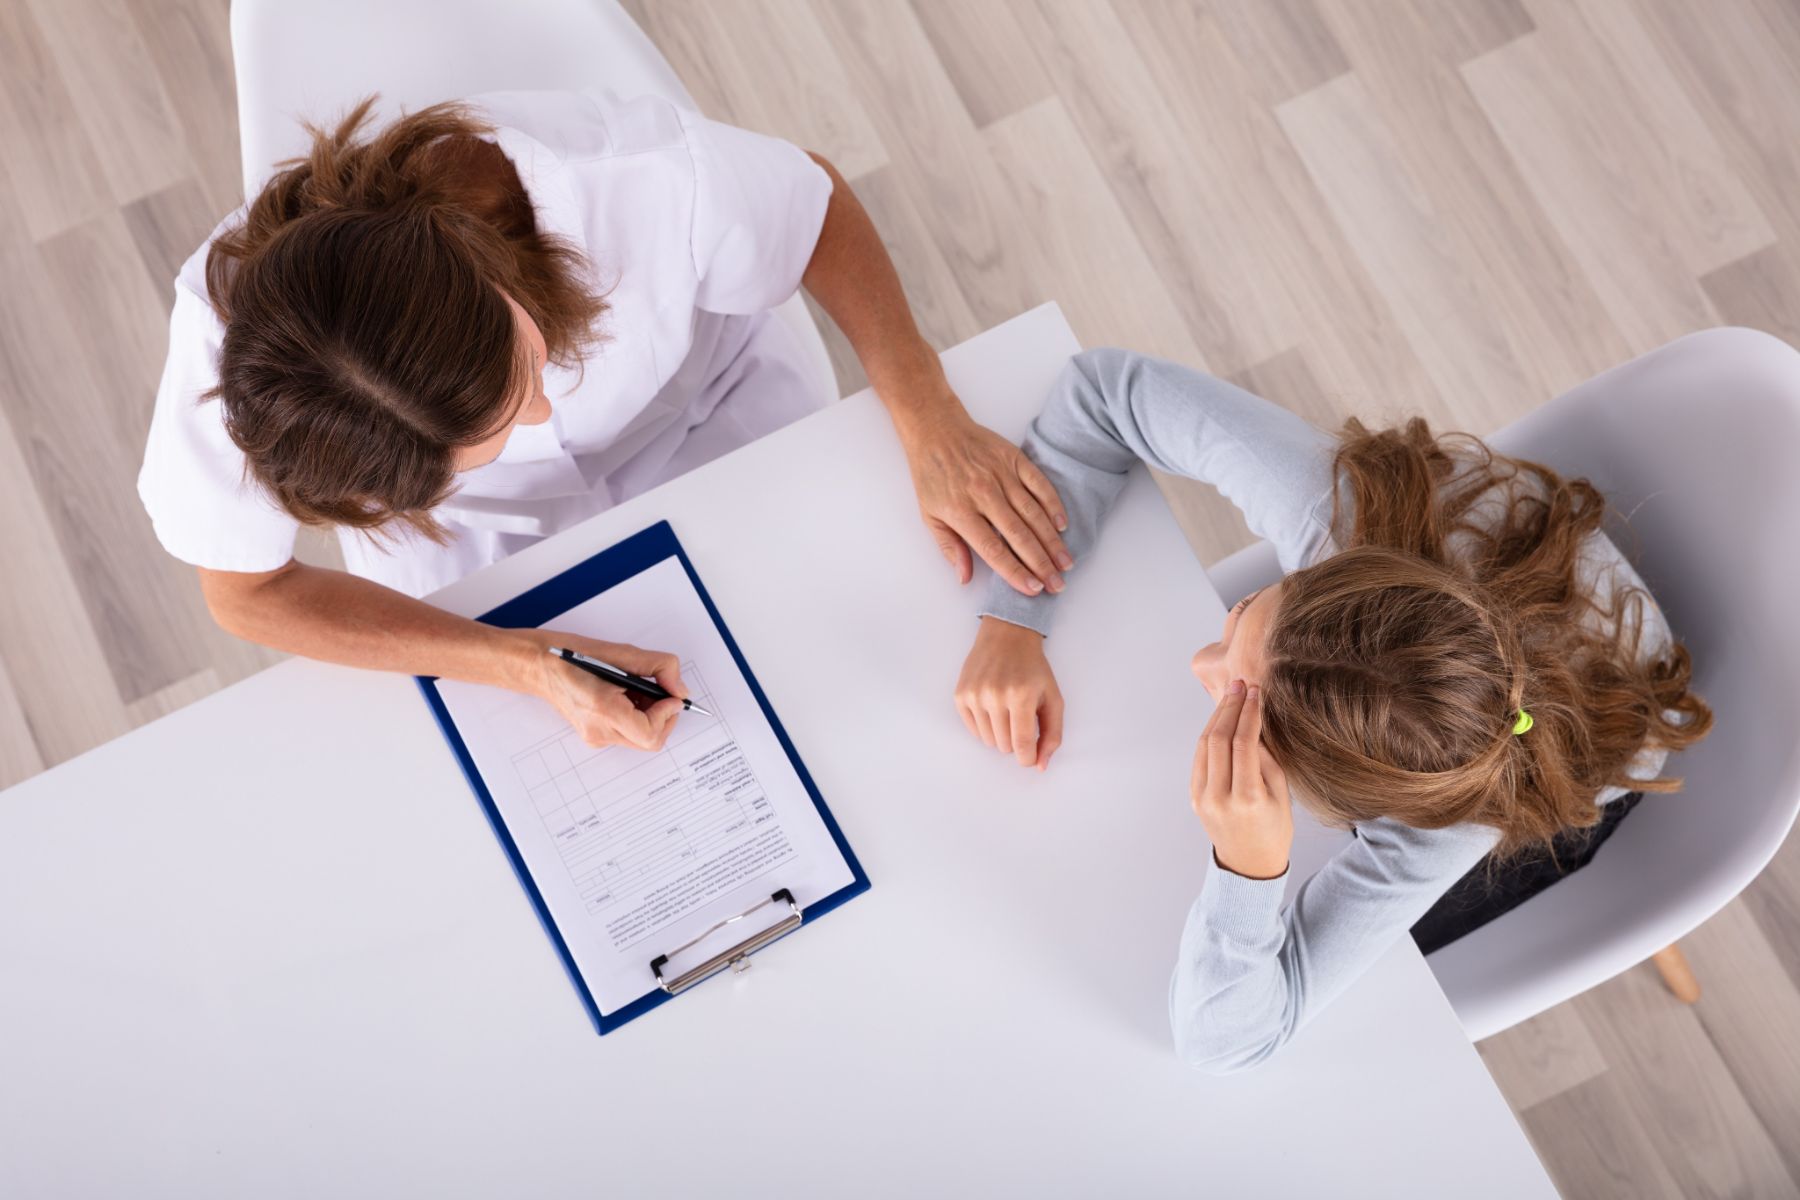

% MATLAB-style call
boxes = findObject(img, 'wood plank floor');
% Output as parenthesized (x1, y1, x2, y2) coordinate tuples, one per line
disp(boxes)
(5, 1, 1800, 1193)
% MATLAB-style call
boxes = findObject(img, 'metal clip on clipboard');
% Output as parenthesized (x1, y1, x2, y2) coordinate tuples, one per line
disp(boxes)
(649, 888, 802, 995)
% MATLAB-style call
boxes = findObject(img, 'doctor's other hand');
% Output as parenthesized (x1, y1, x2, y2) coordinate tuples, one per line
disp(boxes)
(899, 404, 1073, 597)
(1190, 681, 1293, 880)
(512, 628, 690, 750)
(955, 616, 1064, 770)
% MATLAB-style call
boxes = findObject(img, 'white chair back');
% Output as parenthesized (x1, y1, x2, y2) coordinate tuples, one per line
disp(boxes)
(1207, 327, 1800, 1039)
(232, 0, 693, 197)
(228, 0, 837, 401)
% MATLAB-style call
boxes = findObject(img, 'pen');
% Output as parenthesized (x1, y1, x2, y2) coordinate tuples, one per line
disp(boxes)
(547, 647, 714, 717)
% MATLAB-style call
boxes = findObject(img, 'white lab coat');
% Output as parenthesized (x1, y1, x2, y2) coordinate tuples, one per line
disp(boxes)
(138, 89, 833, 597)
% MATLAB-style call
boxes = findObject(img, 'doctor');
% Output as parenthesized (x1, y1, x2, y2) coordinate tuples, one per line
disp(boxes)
(140, 91, 1071, 750)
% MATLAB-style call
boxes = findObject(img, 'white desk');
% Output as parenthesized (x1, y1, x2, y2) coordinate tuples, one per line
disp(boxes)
(0, 305, 1554, 1198)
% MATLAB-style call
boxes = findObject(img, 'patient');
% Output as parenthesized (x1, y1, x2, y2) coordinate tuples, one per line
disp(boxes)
(951, 349, 1713, 1072)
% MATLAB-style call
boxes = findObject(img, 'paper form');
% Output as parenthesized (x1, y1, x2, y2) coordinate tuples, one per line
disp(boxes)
(436, 557, 854, 1016)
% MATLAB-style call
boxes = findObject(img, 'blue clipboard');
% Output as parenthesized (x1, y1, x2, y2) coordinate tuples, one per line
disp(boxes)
(416, 520, 870, 1035)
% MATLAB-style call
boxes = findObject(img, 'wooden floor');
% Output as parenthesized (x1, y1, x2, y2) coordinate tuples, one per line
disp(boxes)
(4, 0, 1800, 1193)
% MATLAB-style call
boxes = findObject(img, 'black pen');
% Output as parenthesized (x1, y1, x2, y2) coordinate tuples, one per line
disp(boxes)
(547, 647, 714, 717)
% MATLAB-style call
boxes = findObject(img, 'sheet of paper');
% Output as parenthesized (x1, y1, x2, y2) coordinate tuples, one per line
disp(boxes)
(436, 556, 855, 1016)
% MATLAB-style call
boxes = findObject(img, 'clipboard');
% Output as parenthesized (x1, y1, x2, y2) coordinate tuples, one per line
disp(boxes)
(416, 520, 870, 1034)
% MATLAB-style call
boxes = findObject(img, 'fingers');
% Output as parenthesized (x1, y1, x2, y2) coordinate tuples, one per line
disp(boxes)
(651, 656, 688, 700)
(630, 649, 688, 700)
(1230, 684, 1287, 800)
(960, 691, 1054, 771)
(1009, 703, 1037, 768)
(1206, 679, 1247, 796)
(1233, 683, 1264, 788)
(1003, 481, 1074, 575)
(951, 618, 1061, 769)
(628, 699, 683, 751)
(992, 704, 1015, 755)
(1191, 687, 1229, 797)
(953, 511, 1044, 597)
(971, 704, 998, 751)
(1196, 685, 1228, 742)
(581, 687, 683, 751)
(930, 520, 974, 586)
(1016, 456, 1069, 534)
(1036, 691, 1064, 771)
(595, 689, 656, 749)
(646, 697, 684, 742)
(979, 498, 1065, 595)
(566, 638, 690, 701)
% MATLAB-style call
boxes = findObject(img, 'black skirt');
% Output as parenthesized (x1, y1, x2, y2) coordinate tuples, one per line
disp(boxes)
(1410, 791, 1646, 956)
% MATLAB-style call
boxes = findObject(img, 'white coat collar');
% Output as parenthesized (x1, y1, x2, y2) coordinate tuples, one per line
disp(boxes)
(471, 119, 592, 472)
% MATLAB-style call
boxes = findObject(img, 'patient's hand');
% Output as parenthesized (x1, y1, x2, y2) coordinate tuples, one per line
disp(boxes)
(1190, 681, 1292, 879)
(954, 616, 1064, 770)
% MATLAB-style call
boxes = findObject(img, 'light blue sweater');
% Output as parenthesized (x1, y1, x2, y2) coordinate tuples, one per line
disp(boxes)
(978, 349, 1672, 1073)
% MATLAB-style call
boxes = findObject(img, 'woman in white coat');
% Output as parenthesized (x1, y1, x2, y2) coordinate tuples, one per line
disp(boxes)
(139, 90, 1072, 750)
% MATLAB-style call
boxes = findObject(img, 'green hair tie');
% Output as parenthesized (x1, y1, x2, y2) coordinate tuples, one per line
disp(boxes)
(1511, 708, 1534, 736)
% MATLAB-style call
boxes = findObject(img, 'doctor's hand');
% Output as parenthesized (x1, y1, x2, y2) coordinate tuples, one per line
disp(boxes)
(899, 406, 1074, 597)
(954, 616, 1064, 770)
(516, 629, 690, 750)
(1190, 680, 1293, 880)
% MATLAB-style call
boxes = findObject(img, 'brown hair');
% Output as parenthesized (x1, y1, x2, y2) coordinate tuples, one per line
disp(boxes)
(1259, 418, 1713, 857)
(205, 98, 607, 539)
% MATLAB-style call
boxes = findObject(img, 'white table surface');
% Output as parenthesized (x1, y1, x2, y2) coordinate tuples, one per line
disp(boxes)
(0, 304, 1554, 1199)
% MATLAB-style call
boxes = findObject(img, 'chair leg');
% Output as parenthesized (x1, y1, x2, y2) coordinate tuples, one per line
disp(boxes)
(1651, 943, 1701, 1004)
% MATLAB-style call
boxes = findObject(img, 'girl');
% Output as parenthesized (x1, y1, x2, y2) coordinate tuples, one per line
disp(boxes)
(953, 349, 1711, 1072)
(140, 92, 1070, 753)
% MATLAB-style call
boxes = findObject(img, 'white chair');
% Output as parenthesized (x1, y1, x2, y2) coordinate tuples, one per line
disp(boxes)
(1208, 326, 1800, 1041)
(228, 0, 840, 405)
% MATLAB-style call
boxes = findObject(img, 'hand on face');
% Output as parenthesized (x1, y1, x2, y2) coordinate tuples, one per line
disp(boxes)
(1192, 583, 1277, 702)
(1190, 679, 1293, 879)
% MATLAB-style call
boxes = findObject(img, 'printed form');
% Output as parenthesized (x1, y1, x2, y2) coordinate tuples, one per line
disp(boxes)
(437, 558, 854, 1016)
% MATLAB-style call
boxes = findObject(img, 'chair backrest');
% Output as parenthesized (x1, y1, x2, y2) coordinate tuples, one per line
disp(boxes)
(1486, 327, 1800, 902)
(1207, 328, 1800, 1036)
(1434, 326, 1800, 1036)
(228, 0, 839, 417)
(231, 0, 695, 193)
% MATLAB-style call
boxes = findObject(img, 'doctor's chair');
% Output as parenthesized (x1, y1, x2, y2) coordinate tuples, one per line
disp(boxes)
(229, 0, 840, 411)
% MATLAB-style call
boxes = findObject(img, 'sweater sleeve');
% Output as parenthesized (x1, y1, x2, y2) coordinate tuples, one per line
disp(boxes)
(978, 347, 1340, 635)
(1169, 817, 1499, 1074)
